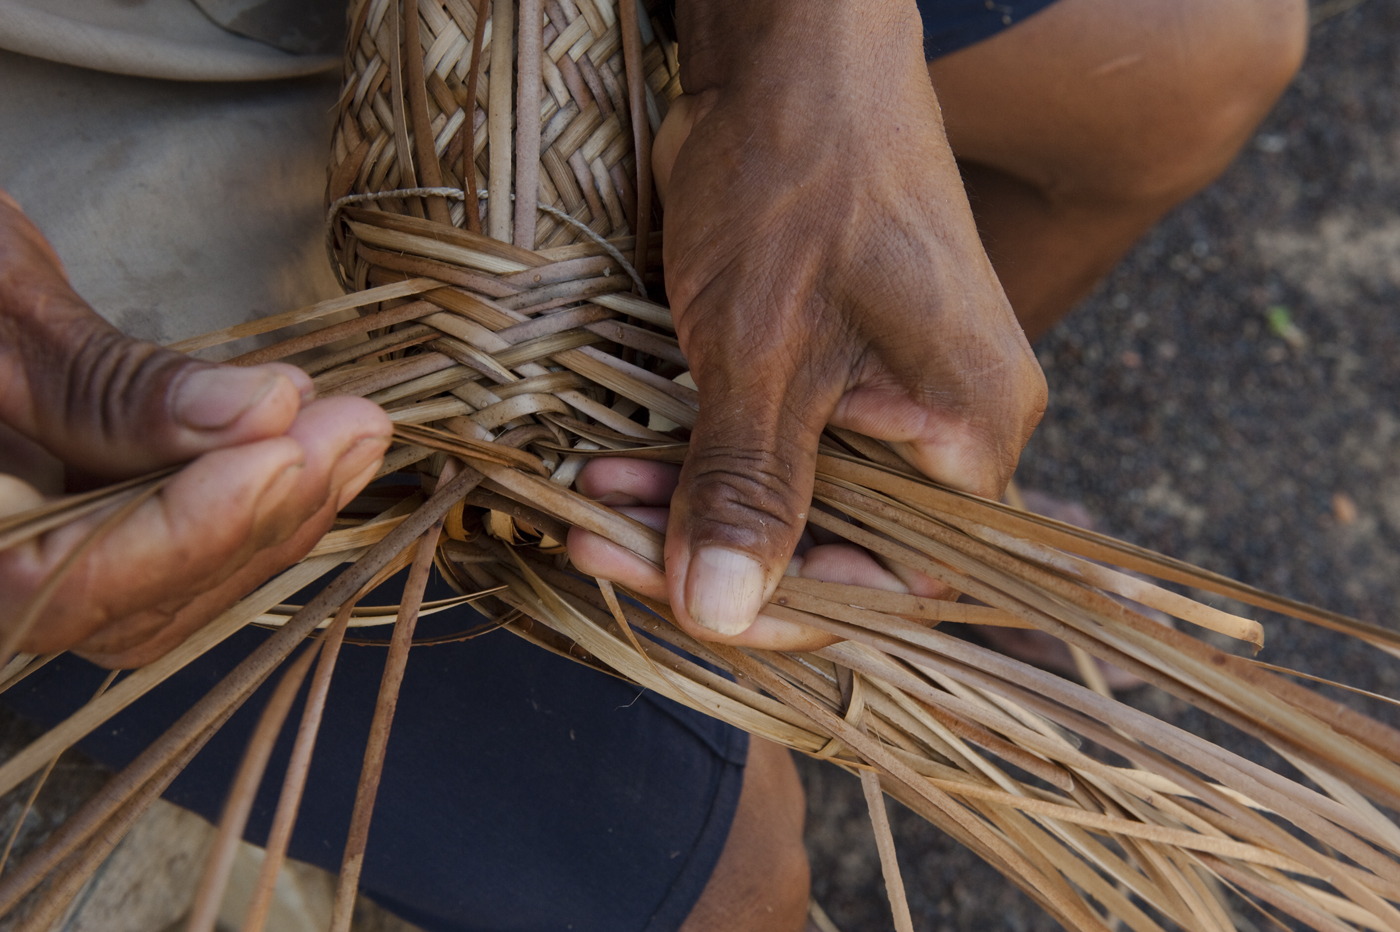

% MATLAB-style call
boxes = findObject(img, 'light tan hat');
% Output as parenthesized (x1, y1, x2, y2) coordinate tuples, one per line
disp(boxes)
(0, 0, 337, 81)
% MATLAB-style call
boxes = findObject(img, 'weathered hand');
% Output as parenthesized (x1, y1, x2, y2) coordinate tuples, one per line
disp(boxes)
(0, 192, 391, 667)
(640, 0, 1045, 645)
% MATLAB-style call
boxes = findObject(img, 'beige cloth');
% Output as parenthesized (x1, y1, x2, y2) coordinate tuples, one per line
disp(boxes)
(191, 0, 345, 56)
(0, 8, 343, 352)
(0, 0, 336, 81)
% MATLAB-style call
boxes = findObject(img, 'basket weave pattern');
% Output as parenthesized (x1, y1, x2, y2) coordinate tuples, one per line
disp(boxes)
(329, 0, 680, 259)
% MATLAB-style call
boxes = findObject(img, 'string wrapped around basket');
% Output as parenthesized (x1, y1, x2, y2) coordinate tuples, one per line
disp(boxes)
(5, 3, 1400, 932)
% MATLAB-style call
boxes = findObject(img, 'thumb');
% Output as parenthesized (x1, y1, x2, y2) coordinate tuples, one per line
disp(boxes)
(0, 196, 313, 477)
(651, 91, 716, 207)
(6, 300, 311, 479)
(665, 365, 832, 639)
(46, 330, 311, 479)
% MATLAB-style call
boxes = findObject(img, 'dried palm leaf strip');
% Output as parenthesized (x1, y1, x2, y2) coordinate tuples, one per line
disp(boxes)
(825, 605, 1383, 857)
(405, 0, 453, 226)
(487, 0, 514, 240)
(241, 596, 360, 932)
(0, 653, 51, 695)
(807, 598, 1400, 889)
(958, 520, 1263, 647)
(255, 592, 493, 629)
(836, 649, 1248, 842)
(330, 520, 443, 932)
(0, 560, 332, 917)
(1, 478, 167, 668)
(1204, 856, 1364, 932)
(459, 0, 490, 235)
(185, 641, 323, 932)
(233, 299, 443, 368)
(166, 278, 440, 354)
(387, 0, 421, 220)
(514, 0, 543, 246)
(819, 453, 1400, 651)
(516, 560, 821, 737)
(0, 469, 173, 551)
(303, 324, 439, 376)
(617, 0, 652, 277)
(510, 574, 1091, 922)
(904, 644, 1400, 924)
(862, 768, 916, 932)
(512, 534, 1355, 901)
(0, 671, 116, 877)
(843, 627, 1400, 927)
(774, 577, 1026, 628)
(707, 640, 1114, 932)
(347, 212, 545, 274)
(0, 473, 480, 909)
(0, 552, 347, 807)
(810, 483, 1400, 806)
(6, 697, 247, 932)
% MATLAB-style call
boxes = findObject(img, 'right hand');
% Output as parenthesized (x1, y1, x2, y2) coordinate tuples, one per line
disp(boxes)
(570, 458, 925, 651)
(0, 191, 391, 668)
(610, 0, 1046, 646)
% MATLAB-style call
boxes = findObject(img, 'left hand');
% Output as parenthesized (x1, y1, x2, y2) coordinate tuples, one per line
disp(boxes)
(0, 191, 391, 667)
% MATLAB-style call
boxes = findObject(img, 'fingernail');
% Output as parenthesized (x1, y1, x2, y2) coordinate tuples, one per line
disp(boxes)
(685, 547, 768, 636)
(172, 367, 278, 431)
(279, 365, 316, 405)
(332, 436, 389, 508)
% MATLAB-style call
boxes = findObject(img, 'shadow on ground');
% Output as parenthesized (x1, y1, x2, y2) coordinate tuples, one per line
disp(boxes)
(801, 2, 1400, 929)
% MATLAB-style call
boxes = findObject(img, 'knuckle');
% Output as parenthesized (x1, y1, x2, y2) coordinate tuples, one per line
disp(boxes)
(683, 447, 808, 548)
(57, 330, 189, 461)
(72, 608, 177, 662)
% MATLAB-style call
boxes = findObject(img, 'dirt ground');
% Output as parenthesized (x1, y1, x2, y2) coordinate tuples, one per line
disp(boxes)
(801, 2, 1400, 929)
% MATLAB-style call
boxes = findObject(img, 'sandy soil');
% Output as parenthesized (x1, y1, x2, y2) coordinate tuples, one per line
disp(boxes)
(802, 2, 1400, 929)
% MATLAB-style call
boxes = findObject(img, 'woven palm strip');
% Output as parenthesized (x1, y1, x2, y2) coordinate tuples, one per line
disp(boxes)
(328, 0, 678, 259)
(5, 3, 1400, 931)
(316, 1, 1400, 927)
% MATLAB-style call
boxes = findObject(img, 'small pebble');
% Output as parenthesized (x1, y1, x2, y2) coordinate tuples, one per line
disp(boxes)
(1332, 492, 1359, 525)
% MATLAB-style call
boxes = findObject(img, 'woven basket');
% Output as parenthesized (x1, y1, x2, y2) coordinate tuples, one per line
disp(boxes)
(329, 0, 675, 256)
(4, 3, 1400, 931)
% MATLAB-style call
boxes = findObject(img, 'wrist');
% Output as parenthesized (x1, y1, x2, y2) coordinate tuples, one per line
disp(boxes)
(675, 0, 925, 97)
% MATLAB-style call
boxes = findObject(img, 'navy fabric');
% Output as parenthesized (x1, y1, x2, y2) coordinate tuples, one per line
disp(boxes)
(3, 571, 748, 932)
(918, 0, 1062, 59)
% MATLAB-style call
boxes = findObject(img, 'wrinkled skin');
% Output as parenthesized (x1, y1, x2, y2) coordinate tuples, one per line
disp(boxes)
(0, 192, 390, 668)
(571, 1, 1046, 648)
(570, 457, 932, 652)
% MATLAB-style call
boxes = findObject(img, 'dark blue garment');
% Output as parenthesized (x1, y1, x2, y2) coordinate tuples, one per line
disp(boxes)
(918, 0, 1062, 58)
(3, 579, 747, 932)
